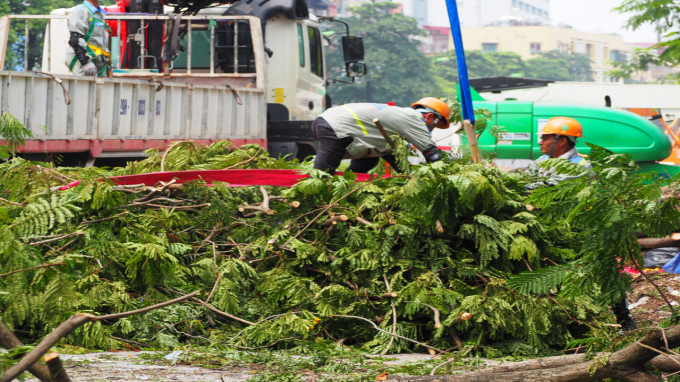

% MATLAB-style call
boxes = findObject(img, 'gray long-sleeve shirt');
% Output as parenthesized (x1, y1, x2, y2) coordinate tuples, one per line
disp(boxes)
(525, 147, 594, 187)
(65, 1, 109, 76)
(319, 103, 438, 158)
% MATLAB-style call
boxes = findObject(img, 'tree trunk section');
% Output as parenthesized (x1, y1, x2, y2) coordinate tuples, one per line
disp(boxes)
(0, 320, 53, 382)
(638, 236, 680, 249)
(386, 326, 680, 382)
(44, 352, 71, 382)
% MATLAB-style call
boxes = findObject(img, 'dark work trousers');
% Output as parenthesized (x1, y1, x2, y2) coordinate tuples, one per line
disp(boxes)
(613, 298, 636, 331)
(312, 117, 402, 174)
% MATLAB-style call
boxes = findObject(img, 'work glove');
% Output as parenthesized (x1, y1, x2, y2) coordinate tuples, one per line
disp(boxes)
(82, 62, 97, 77)
(422, 146, 443, 163)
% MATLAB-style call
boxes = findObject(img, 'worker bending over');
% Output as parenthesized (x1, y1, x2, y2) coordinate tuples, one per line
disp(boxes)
(66, 0, 111, 77)
(525, 116, 636, 332)
(524, 117, 593, 190)
(312, 98, 450, 174)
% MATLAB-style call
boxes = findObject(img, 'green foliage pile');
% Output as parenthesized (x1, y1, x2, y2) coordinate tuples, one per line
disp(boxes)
(0, 139, 678, 359)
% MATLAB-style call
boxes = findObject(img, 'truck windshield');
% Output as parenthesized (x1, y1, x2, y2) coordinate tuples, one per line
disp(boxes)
(308, 27, 323, 79)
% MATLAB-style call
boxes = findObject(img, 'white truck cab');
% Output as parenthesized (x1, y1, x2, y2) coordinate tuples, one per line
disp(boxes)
(0, 0, 366, 164)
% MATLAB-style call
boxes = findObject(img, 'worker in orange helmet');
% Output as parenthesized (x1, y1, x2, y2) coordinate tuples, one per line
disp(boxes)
(524, 117, 593, 189)
(311, 98, 450, 174)
(525, 116, 636, 333)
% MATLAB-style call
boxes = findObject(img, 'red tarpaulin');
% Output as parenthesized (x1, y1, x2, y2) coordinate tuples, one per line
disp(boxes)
(60, 169, 392, 190)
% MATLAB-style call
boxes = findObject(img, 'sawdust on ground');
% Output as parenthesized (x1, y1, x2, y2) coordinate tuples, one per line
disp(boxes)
(627, 270, 680, 326)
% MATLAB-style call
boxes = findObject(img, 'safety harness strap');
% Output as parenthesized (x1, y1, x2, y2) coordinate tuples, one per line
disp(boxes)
(69, 4, 111, 77)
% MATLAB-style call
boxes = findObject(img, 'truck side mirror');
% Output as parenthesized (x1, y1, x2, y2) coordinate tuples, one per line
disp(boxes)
(346, 62, 367, 77)
(342, 36, 364, 62)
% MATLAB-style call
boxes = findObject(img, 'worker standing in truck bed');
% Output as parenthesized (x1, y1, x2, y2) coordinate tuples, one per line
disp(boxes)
(66, 0, 111, 77)
(312, 98, 450, 174)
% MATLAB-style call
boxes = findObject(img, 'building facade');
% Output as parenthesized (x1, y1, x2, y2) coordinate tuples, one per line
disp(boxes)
(421, 26, 451, 54)
(453, 26, 631, 82)
(456, 0, 550, 27)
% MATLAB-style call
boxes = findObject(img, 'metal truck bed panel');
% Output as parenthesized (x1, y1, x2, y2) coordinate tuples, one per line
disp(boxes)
(0, 71, 266, 156)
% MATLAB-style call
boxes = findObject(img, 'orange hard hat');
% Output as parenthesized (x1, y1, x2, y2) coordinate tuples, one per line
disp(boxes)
(537, 117, 583, 138)
(411, 97, 451, 129)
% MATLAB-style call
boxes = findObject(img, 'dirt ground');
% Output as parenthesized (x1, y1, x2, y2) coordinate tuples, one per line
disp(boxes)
(22, 352, 461, 382)
(627, 270, 680, 326)
(24, 351, 252, 382)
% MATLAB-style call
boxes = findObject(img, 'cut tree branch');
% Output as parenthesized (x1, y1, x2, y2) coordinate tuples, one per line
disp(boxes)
(44, 352, 70, 382)
(0, 263, 65, 279)
(334, 314, 442, 353)
(29, 231, 84, 246)
(403, 301, 441, 329)
(239, 186, 275, 217)
(379, 275, 398, 357)
(356, 217, 373, 227)
(638, 236, 680, 249)
(0, 196, 21, 206)
(385, 325, 680, 381)
(0, 290, 199, 382)
(452, 312, 473, 325)
(161, 288, 255, 326)
(0, 320, 53, 382)
(145, 203, 210, 210)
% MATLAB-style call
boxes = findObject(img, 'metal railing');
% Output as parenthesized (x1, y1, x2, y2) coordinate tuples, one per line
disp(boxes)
(0, 14, 264, 87)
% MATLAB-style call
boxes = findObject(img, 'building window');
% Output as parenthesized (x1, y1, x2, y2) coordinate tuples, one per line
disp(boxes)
(537, 9, 542, 17)
(512, 0, 517, 7)
(518, 1, 524, 9)
(531, 6, 536, 14)
(308, 27, 323, 78)
(586, 43, 592, 56)
(525, 3, 530, 12)
(610, 50, 625, 63)
(544, 11, 549, 18)
(558, 43, 569, 53)
(482, 43, 498, 53)
(530, 43, 541, 54)
(297, 23, 305, 68)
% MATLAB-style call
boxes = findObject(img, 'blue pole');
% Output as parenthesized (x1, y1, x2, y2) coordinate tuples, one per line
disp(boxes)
(444, 0, 475, 125)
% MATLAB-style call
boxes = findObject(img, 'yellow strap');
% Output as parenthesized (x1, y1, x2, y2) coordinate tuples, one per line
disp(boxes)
(88, 44, 110, 58)
(341, 105, 368, 135)
(578, 157, 586, 166)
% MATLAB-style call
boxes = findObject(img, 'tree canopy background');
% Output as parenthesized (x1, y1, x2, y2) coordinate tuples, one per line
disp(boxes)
(325, 3, 594, 106)
(1, 0, 80, 70)
(324, 2, 440, 107)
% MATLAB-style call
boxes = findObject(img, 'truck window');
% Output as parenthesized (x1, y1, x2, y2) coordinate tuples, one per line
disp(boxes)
(298, 23, 305, 67)
(308, 27, 323, 78)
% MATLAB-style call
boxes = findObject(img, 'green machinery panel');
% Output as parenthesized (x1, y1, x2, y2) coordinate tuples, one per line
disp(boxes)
(471, 100, 534, 160)
(495, 101, 533, 159)
(461, 86, 671, 164)
(533, 104, 671, 162)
